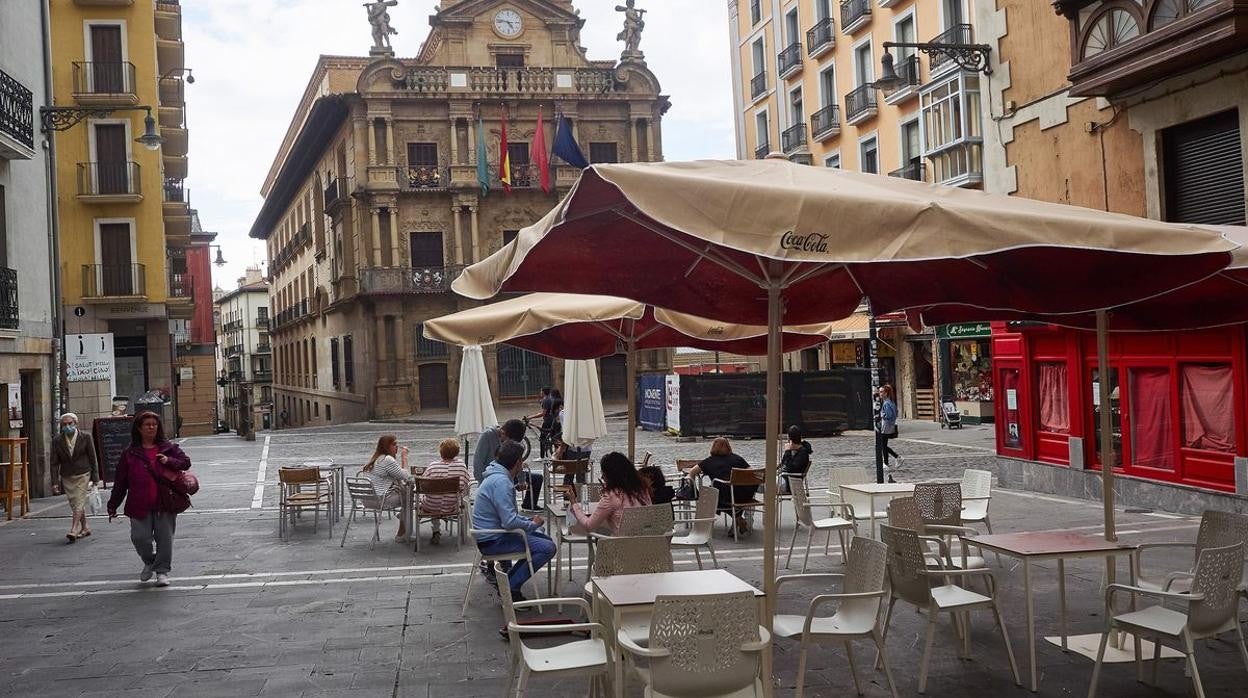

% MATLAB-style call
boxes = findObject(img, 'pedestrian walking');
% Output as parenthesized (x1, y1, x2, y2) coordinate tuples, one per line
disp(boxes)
(50, 412, 101, 542)
(106, 412, 192, 586)
(876, 384, 902, 481)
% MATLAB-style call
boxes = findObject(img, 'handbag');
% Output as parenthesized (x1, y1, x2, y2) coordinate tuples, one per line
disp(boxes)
(143, 458, 193, 514)
(87, 483, 102, 516)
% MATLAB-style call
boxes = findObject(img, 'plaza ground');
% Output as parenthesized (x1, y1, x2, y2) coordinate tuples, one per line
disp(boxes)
(0, 416, 1243, 697)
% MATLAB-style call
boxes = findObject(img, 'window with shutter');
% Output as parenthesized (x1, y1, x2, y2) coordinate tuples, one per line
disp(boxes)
(1163, 109, 1246, 225)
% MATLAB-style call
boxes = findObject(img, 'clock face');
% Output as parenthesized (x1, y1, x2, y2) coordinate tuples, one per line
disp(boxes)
(493, 9, 523, 38)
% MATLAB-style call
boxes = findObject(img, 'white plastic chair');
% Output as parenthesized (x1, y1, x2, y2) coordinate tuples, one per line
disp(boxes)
(1132, 509, 1248, 594)
(610, 503, 675, 538)
(912, 483, 987, 571)
(1089, 542, 1248, 698)
(671, 486, 719, 569)
(497, 568, 611, 697)
(785, 485, 857, 573)
(618, 591, 771, 698)
(959, 469, 995, 534)
(774, 536, 898, 698)
(879, 524, 1020, 694)
(462, 527, 541, 616)
(826, 467, 889, 529)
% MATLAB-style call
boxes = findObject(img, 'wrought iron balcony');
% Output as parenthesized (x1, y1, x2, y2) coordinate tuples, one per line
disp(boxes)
(929, 24, 974, 75)
(82, 263, 145, 298)
(778, 43, 803, 79)
(845, 84, 878, 125)
(750, 72, 767, 100)
(840, 0, 871, 34)
(399, 66, 622, 96)
(255, 343, 272, 354)
(0, 70, 34, 159)
(255, 317, 270, 329)
(78, 162, 141, 199)
(754, 142, 771, 159)
(71, 62, 138, 104)
(888, 161, 926, 181)
(168, 273, 192, 299)
(781, 123, 807, 153)
(224, 344, 243, 357)
(323, 176, 353, 213)
(0, 267, 17, 330)
(883, 54, 922, 104)
(359, 266, 463, 295)
(163, 179, 188, 203)
(810, 104, 841, 140)
(222, 319, 243, 332)
(252, 369, 273, 382)
(807, 18, 836, 58)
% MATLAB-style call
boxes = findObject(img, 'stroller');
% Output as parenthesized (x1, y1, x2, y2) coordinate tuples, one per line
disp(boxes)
(940, 397, 963, 429)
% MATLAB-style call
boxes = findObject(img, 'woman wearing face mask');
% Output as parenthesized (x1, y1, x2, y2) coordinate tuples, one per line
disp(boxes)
(50, 413, 101, 542)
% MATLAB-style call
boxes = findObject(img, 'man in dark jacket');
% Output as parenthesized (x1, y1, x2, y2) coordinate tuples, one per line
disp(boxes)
(780, 425, 813, 494)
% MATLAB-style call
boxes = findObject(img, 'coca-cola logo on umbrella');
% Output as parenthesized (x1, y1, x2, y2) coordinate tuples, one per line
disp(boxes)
(780, 231, 830, 254)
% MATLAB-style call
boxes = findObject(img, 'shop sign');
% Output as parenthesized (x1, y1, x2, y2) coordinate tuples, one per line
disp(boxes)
(938, 322, 992, 339)
(830, 342, 857, 365)
(67, 333, 116, 386)
(94, 303, 166, 320)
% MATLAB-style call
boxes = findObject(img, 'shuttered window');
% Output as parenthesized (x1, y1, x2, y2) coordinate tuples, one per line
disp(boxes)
(1163, 110, 1246, 225)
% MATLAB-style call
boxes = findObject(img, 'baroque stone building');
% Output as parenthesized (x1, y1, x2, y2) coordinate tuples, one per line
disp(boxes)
(251, 0, 671, 426)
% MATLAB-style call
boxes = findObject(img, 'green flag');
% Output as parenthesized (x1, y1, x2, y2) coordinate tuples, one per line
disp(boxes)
(476, 113, 490, 197)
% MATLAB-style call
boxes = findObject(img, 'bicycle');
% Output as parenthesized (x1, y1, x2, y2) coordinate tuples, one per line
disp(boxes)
(520, 415, 552, 461)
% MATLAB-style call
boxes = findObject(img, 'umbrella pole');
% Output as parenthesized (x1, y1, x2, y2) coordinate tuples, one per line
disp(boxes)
(1096, 310, 1117, 542)
(763, 275, 782, 655)
(626, 339, 637, 462)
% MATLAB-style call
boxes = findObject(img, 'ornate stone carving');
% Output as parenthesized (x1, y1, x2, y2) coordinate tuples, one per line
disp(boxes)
(615, 0, 646, 60)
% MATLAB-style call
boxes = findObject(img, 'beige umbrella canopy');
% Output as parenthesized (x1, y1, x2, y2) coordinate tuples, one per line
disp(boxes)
(425, 292, 854, 458)
(451, 158, 1236, 627)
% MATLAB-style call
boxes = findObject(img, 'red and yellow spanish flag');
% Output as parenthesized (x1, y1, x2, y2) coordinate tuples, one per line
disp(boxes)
(499, 106, 512, 194)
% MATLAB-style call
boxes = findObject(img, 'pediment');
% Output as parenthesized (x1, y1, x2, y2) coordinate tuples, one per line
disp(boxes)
(435, 0, 580, 25)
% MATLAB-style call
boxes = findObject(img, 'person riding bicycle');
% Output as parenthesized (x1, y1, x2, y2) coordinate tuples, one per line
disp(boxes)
(471, 418, 544, 511)
(527, 387, 555, 459)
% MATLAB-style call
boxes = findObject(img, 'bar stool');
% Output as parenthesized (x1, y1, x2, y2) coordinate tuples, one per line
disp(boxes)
(0, 438, 30, 521)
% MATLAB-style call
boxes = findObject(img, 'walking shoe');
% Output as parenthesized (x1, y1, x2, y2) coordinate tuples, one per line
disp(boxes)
(430, 531, 441, 545)
(894, 455, 904, 471)
(155, 573, 170, 587)
(140, 563, 155, 582)
(498, 560, 513, 574)
(510, 589, 527, 603)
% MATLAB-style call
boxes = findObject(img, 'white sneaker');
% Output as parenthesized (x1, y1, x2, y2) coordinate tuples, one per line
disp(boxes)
(155, 573, 170, 587)
(140, 563, 154, 582)
(894, 455, 904, 470)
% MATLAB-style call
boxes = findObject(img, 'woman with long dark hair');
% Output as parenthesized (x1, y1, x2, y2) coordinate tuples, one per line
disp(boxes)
(363, 434, 414, 542)
(568, 452, 651, 535)
(106, 412, 191, 586)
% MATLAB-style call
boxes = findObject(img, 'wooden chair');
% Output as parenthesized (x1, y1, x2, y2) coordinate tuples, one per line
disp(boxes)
(713, 467, 766, 542)
(413, 476, 462, 552)
(671, 486, 720, 569)
(0, 438, 30, 521)
(278, 466, 333, 539)
(339, 476, 397, 549)
(1090, 542, 1248, 698)
(774, 537, 897, 698)
(545, 457, 590, 509)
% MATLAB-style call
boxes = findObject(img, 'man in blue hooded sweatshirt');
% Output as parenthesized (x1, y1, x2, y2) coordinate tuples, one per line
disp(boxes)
(472, 441, 555, 601)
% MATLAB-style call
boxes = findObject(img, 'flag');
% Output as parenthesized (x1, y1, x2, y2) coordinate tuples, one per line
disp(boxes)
(499, 107, 512, 194)
(533, 107, 552, 194)
(476, 111, 489, 197)
(552, 112, 589, 169)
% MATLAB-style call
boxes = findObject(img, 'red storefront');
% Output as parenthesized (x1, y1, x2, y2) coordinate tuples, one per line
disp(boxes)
(992, 322, 1246, 493)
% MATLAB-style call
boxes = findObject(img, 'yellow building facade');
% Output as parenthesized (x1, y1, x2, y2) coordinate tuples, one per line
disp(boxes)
(50, 0, 195, 426)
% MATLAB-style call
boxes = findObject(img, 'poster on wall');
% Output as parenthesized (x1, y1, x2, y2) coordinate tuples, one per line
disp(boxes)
(7, 384, 21, 430)
(67, 333, 116, 396)
(637, 374, 666, 432)
(664, 374, 681, 434)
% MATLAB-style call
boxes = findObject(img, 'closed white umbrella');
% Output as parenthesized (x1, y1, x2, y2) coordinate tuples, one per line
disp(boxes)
(455, 345, 497, 439)
(562, 359, 607, 448)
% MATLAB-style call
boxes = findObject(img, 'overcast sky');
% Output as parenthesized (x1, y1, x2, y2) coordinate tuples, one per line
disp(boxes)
(183, 0, 735, 290)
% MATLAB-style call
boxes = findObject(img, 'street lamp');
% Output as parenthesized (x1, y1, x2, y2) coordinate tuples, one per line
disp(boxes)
(40, 105, 164, 151)
(160, 68, 195, 84)
(208, 244, 227, 267)
(872, 38, 992, 92)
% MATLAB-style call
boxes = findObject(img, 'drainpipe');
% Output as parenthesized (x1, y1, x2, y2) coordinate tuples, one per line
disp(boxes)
(40, 0, 64, 421)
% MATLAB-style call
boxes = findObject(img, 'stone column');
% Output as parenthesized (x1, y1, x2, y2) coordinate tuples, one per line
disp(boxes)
(370, 208, 382, 267)
(646, 119, 656, 161)
(389, 208, 402, 267)
(469, 204, 481, 264)
(368, 118, 378, 166)
(385, 119, 395, 166)
(451, 203, 464, 265)
(395, 313, 410, 385)
(467, 118, 477, 163)
(449, 118, 460, 164)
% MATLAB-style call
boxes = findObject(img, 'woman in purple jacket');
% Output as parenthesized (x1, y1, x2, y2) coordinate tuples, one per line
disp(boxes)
(107, 412, 192, 587)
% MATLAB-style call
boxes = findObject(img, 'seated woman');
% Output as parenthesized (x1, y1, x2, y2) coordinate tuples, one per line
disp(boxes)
(363, 435, 414, 542)
(569, 452, 651, 536)
(420, 438, 472, 545)
(779, 425, 813, 494)
(687, 437, 757, 535)
(639, 465, 675, 505)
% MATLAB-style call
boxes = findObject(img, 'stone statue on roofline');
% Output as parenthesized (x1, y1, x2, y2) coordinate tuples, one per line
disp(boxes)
(616, 0, 646, 61)
(364, 0, 399, 55)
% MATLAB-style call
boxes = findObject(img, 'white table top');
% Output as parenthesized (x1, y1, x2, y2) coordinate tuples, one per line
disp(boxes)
(972, 531, 1138, 557)
(593, 569, 763, 608)
(839, 482, 916, 495)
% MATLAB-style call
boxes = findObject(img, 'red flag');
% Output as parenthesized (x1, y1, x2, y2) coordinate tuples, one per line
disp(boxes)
(499, 106, 512, 194)
(533, 107, 551, 194)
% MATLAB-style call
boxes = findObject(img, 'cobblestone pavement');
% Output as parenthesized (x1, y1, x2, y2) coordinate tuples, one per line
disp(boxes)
(0, 418, 1242, 697)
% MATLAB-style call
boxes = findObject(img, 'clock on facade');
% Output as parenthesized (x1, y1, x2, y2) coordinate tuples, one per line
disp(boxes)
(493, 8, 523, 38)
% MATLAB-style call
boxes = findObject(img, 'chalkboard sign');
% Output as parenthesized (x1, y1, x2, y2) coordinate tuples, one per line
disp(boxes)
(93, 416, 133, 485)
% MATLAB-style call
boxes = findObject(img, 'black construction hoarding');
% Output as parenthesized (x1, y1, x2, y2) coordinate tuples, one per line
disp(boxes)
(675, 368, 873, 438)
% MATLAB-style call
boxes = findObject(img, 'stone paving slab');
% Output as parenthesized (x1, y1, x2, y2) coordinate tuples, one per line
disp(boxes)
(0, 421, 1242, 697)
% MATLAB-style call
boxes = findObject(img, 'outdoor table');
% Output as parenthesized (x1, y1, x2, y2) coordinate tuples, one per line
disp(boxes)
(970, 531, 1138, 692)
(592, 569, 770, 698)
(836, 482, 915, 537)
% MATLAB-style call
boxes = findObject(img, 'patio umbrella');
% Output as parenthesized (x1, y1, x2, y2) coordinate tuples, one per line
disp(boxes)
(451, 158, 1237, 621)
(424, 292, 850, 460)
(562, 359, 608, 448)
(455, 345, 498, 440)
